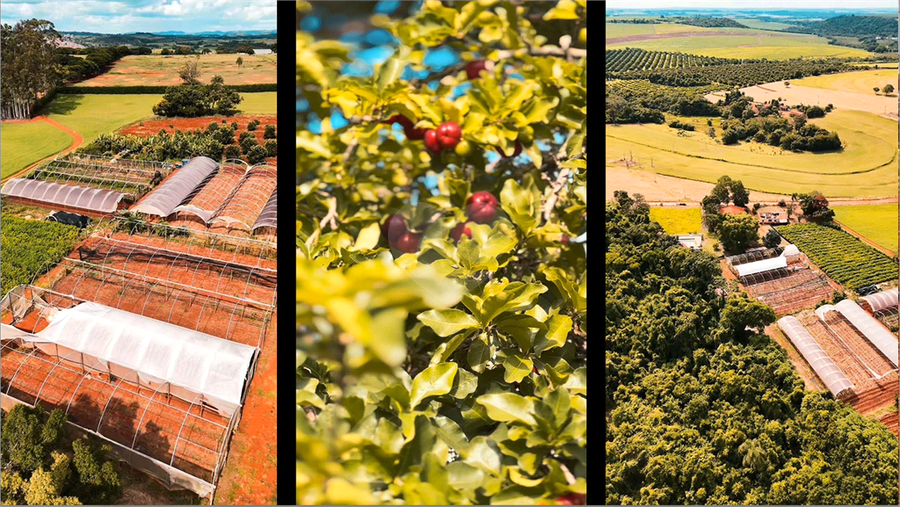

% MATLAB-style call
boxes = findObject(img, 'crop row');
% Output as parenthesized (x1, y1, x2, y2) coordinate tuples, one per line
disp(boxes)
(0, 214, 82, 297)
(777, 223, 898, 289)
(606, 48, 738, 73)
(609, 58, 853, 88)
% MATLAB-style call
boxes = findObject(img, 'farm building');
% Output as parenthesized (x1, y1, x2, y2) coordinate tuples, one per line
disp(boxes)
(861, 288, 899, 314)
(759, 211, 788, 225)
(726, 244, 801, 278)
(0, 179, 128, 217)
(777, 315, 854, 397)
(676, 234, 702, 250)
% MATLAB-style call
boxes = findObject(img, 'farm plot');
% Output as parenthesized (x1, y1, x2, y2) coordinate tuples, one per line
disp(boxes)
(72, 54, 277, 87)
(0, 214, 82, 297)
(742, 268, 835, 316)
(0, 120, 73, 179)
(778, 223, 898, 289)
(46, 94, 162, 144)
(832, 204, 899, 255)
(649, 206, 702, 235)
(29, 155, 174, 198)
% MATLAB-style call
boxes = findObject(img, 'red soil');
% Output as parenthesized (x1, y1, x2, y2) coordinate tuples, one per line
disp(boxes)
(119, 115, 277, 155)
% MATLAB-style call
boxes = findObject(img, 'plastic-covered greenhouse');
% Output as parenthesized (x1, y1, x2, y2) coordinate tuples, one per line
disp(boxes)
(1, 178, 126, 214)
(861, 289, 899, 314)
(834, 299, 899, 368)
(252, 189, 277, 233)
(132, 157, 219, 218)
(777, 315, 854, 397)
(1, 290, 257, 498)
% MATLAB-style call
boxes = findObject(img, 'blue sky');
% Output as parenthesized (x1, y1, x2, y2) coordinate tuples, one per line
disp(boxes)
(0, 0, 276, 33)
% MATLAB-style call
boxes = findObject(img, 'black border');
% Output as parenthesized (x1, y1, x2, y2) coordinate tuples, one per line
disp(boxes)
(275, 1, 298, 504)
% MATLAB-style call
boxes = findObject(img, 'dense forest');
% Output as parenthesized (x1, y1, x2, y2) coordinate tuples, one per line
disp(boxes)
(607, 16, 749, 29)
(786, 15, 898, 38)
(605, 192, 899, 505)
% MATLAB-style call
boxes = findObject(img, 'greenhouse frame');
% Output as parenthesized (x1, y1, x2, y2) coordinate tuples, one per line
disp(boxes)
(861, 288, 899, 314)
(1, 178, 127, 214)
(777, 315, 854, 397)
(834, 299, 900, 368)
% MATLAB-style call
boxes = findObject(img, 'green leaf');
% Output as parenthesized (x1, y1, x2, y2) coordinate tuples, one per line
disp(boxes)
(410, 362, 459, 408)
(456, 0, 499, 33)
(543, 0, 580, 20)
(499, 178, 539, 234)
(432, 328, 475, 365)
(476, 393, 537, 426)
(490, 485, 539, 505)
(446, 461, 485, 492)
(481, 282, 548, 324)
(377, 55, 405, 92)
(496, 314, 546, 352)
(296, 389, 325, 409)
(467, 333, 492, 373)
(468, 436, 503, 475)
(296, 131, 333, 158)
(434, 416, 471, 456)
(500, 349, 534, 383)
(450, 367, 479, 399)
(418, 309, 480, 337)
(535, 314, 572, 352)
(566, 130, 584, 158)
(563, 367, 586, 396)
(542, 387, 571, 429)
(352, 222, 381, 251)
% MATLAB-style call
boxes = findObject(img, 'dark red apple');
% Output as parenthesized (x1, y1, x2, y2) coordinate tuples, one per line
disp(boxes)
(450, 221, 473, 242)
(436, 122, 462, 149)
(405, 125, 427, 140)
(557, 493, 586, 505)
(386, 115, 413, 129)
(393, 232, 422, 253)
(382, 214, 407, 243)
(424, 129, 442, 153)
(560, 235, 570, 244)
(465, 191, 499, 224)
(465, 60, 494, 80)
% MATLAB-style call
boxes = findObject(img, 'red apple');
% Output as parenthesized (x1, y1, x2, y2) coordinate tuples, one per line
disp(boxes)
(465, 60, 494, 80)
(560, 235, 570, 244)
(436, 121, 462, 149)
(424, 129, 442, 153)
(557, 493, 586, 505)
(386, 115, 413, 129)
(382, 214, 407, 243)
(450, 221, 473, 242)
(393, 232, 422, 253)
(405, 125, 427, 140)
(496, 140, 523, 158)
(465, 191, 499, 224)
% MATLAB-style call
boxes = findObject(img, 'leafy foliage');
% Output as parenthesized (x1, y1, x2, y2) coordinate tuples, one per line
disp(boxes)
(0, 214, 81, 297)
(606, 193, 898, 505)
(152, 75, 243, 117)
(80, 120, 243, 162)
(297, 1, 586, 504)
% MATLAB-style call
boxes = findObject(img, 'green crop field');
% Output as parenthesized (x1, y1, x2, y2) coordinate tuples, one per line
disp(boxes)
(832, 204, 899, 255)
(0, 121, 72, 179)
(649, 207, 702, 234)
(734, 19, 796, 31)
(606, 109, 898, 198)
(0, 214, 82, 297)
(46, 94, 161, 144)
(238, 92, 277, 114)
(606, 23, 871, 60)
(72, 53, 277, 87)
(789, 69, 899, 95)
(778, 223, 898, 289)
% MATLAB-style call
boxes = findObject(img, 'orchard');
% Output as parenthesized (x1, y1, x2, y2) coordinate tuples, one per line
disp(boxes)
(296, 0, 586, 504)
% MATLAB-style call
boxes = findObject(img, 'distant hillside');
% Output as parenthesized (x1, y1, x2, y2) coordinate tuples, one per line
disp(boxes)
(787, 14, 897, 37)
(607, 16, 749, 29)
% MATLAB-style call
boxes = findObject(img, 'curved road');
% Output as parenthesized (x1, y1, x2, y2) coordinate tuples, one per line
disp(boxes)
(1, 116, 83, 184)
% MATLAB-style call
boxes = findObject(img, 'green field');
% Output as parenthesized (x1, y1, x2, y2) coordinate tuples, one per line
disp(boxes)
(0, 121, 72, 179)
(832, 204, 899, 255)
(238, 92, 277, 114)
(790, 69, 899, 95)
(606, 109, 898, 198)
(778, 223, 897, 289)
(0, 214, 82, 297)
(46, 94, 161, 144)
(734, 19, 796, 31)
(649, 207, 702, 235)
(606, 23, 871, 60)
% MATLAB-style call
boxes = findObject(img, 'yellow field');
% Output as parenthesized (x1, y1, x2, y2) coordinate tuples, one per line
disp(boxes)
(649, 207, 702, 235)
(789, 69, 899, 95)
(832, 204, 899, 254)
(606, 109, 898, 198)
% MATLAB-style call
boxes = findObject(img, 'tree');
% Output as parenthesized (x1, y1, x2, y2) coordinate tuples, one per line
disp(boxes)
(264, 139, 277, 157)
(606, 95, 627, 125)
(263, 124, 276, 139)
(178, 60, 201, 84)
(731, 181, 750, 207)
(883, 83, 894, 94)
(223, 144, 242, 160)
(874, 86, 880, 94)
(246, 144, 268, 164)
(712, 176, 732, 203)
(153, 75, 242, 117)
(296, 2, 586, 504)
(764, 228, 781, 248)
(717, 212, 758, 252)
(0, 19, 62, 119)
(798, 191, 835, 222)
(70, 440, 120, 505)
(236, 56, 243, 68)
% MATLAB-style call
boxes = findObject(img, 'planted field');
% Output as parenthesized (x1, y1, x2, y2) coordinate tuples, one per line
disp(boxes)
(649, 206, 701, 234)
(46, 94, 161, 144)
(777, 223, 898, 289)
(120, 115, 277, 146)
(73, 54, 277, 87)
(737, 80, 896, 117)
(605, 48, 734, 73)
(606, 109, 898, 198)
(832, 204, 899, 255)
(0, 120, 72, 179)
(786, 69, 899, 96)
(0, 214, 81, 296)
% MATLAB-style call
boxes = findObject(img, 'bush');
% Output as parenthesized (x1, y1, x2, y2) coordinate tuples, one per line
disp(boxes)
(763, 228, 781, 248)
(264, 139, 277, 157)
(152, 76, 243, 117)
(246, 144, 268, 164)
(247, 119, 260, 131)
(223, 144, 242, 160)
(264, 124, 276, 139)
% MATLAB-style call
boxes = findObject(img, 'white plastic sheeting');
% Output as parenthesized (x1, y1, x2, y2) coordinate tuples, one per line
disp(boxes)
(132, 157, 218, 217)
(30, 302, 256, 416)
(815, 304, 837, 321)
(777, 315, 854, 397)
(735, 256, 787, 277)
(1, 178, 125, 213)
(834, 299, 899, 368)
(251, 188, 277, 232)
(861, 289, 899, 313)
(782, 244, 800, 257)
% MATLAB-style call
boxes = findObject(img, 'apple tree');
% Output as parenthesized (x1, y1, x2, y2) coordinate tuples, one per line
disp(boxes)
(296, 1, 587, 504)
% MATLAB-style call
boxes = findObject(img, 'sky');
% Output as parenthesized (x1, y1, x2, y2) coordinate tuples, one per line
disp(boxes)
(606, 0, 895, 8)
(0, 0, 276, 33)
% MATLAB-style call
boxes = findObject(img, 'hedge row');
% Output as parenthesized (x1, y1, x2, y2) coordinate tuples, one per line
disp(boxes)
(58, 83, 277, 95)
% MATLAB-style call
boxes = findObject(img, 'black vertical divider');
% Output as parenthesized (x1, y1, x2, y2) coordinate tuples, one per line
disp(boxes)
(276, 2, 298, 505)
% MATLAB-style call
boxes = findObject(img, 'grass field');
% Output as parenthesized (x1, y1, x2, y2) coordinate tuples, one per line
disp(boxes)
(734, 19, 796, 31)
(606, 23, 872, 59)
(788, 69, 899, 95)
(237, 92, 276, 114)
(46, 94, 161, 144)
(0, 121, 72, 179)
(832, 204, 899, 254)
(649, 207, 702, 234)
(606, 109, 898, 198)
(73, 53, 277, 87)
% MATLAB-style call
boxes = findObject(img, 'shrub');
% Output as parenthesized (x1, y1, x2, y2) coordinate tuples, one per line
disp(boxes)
(247, 119, 260, 131)
(223, 144, 242, 160)
(264, 139, 277, 157)
(264, 124, 276, 139)
(246, 144, 268, 164)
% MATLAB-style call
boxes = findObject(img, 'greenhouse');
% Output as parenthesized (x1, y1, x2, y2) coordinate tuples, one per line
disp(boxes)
(0, 178, 126, 214)
(251, 188, 278, 233)
(861, 288, 899, 314)
(777, 315, 854, 397)
(834, 299, 899, 368)
(132, 156, 219, 218)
